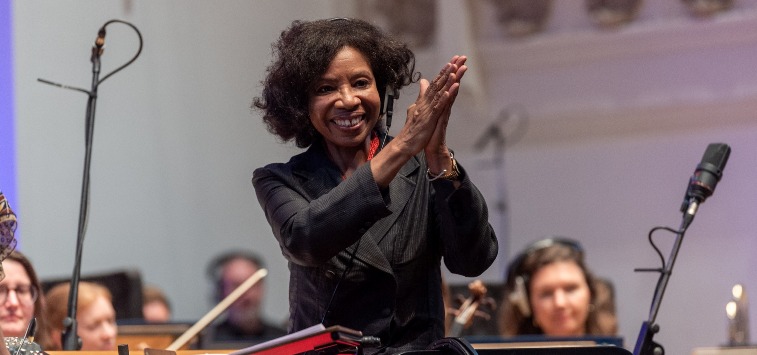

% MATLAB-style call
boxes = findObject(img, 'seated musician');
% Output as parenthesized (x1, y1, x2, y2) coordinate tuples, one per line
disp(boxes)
(142, 284, 172, 323)
(0, 251, 51, 349)
(44, 281, 118, 351)
(203, 251, 286, 347)
(498, 237, 617, 337)
(0, 192, 45, 354)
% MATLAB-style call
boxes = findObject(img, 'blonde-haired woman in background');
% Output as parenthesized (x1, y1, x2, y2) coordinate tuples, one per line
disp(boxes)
(44, 281, 117, 351)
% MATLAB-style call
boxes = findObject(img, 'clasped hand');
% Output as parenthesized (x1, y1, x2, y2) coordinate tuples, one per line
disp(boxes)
(370, 56, 467, 188)
(397, 55, 467, 172)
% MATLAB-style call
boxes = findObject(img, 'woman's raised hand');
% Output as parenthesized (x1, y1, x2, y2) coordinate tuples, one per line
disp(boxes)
(395, 56, 466, 157)
(370, 55, 467, 188)
(425, 56, 467, 173)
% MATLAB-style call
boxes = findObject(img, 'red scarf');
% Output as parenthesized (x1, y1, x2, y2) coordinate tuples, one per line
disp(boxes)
(367, 131, 380, 161)
(340, 131, 379, 180)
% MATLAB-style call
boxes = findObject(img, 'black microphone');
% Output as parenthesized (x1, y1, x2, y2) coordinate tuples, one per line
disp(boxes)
(385, 87, 399, 131)
(380, 87, 398, 149)
(680, 143, 731, 222)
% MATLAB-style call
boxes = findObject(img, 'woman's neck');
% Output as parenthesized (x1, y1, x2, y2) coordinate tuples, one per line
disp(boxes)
(323, 134, 375, 179)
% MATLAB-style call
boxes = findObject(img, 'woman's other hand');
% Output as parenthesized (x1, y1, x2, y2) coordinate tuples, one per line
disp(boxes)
(425, 55, 467, 173)
(371, 55, 467, 187)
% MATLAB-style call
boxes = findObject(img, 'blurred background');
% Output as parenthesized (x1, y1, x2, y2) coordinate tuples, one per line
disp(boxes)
(2, 1, 757, 354)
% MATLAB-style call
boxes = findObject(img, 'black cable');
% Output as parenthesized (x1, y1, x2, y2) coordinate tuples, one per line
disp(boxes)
(37, 19, 143, 94)
(98, 20, 143, 84)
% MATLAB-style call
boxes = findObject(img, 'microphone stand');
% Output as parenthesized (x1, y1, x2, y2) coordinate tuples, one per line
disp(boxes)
(473, 118, 508, 261)
(472, 106, 527, 265)
(37, 20, 143, 350)
(61, 46, 101, 351)
(633, 204, 697, 355)
(634, 143, 730, 355)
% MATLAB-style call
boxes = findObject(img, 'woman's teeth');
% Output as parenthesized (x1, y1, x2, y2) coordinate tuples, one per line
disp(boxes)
(334, 117, 362, 127)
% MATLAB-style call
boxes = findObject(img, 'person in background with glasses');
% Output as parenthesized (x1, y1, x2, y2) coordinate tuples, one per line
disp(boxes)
(0, 192, 46, 354)
(498, 237, 617, 337)
(0, 251, 51, 348)
(0, 190, 17, 355)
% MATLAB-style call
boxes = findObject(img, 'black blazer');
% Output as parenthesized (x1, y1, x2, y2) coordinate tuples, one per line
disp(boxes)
(252, 140, 497, 354)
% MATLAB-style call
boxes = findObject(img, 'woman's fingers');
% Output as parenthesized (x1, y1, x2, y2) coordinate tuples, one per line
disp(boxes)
(425, 63, 453, 100)
(412, 65, 454, 120)
(395, 55, 467, 155)
(456, 64, 468, 85)
(425, 56, 467, 156)
(416, 78, 429, 101)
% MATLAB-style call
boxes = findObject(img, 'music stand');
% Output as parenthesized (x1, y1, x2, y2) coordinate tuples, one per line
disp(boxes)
(230, 325, 364, 355)
(475, 347, 632, 355)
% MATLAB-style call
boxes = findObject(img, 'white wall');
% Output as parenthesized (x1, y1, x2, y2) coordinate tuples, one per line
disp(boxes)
(453, 1, 757, 354)
(11, 1, 757, 354)
(12, 0, 340, 328)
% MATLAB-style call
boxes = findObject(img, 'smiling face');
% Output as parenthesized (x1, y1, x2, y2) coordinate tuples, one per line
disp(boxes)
(0, 260, 35, 337)
(529, 260, 591, 337)
(307, 46, 381, 153)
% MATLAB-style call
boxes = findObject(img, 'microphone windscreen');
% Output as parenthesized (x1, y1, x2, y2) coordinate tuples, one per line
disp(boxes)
(689, 143, 731, 203)
(699, 143, 731, 178)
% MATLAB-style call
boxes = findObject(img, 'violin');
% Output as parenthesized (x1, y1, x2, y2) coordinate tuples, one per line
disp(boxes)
(447, 280, 495, 337)
(3, 337, 44, 355)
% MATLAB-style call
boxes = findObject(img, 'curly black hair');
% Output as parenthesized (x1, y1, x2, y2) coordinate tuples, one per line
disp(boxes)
(253, 18, 418, 148)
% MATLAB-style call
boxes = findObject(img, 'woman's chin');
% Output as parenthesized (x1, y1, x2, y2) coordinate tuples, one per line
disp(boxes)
(1, 324, 26, 338)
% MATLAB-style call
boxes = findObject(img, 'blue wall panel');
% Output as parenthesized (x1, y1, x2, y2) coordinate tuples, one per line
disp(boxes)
(0, 0, 18, 219)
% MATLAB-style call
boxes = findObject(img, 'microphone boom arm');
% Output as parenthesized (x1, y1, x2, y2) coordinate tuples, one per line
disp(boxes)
(633, 143, 731, 355)
(37, 19, 143, 350)
(632, 220, 689, 355)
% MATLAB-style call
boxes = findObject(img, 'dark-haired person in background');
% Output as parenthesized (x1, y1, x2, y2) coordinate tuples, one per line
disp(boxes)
(0, 192, 49, 354)
(204, 251, 285, 347)
(251, 18, 497, 353)
(498, 238, 617, 337)
(0, 251, 51, 348)
(0, 191, 16, 355)
(142, 284, 172, 323)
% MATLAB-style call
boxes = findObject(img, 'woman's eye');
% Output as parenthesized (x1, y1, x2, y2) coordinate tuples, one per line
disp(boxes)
(315, 86, 334, 94)
(354, 80, 370, 88)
